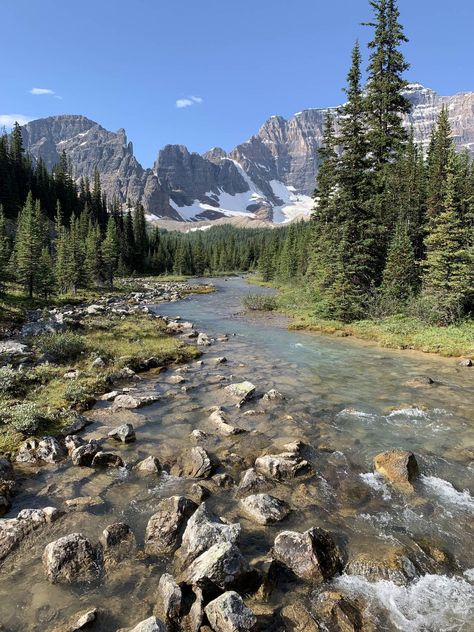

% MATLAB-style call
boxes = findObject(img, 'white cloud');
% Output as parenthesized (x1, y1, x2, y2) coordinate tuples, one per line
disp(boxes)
(30, 87, 57, 95)
(176, 95, 203, 109)
(0, 114, 34, 128)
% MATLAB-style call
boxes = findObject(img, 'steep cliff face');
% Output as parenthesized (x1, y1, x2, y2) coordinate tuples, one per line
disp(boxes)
(19, 85, 474, 223)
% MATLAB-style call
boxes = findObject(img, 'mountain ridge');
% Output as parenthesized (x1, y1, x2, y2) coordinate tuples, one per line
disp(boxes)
(19, 84, 474, 224)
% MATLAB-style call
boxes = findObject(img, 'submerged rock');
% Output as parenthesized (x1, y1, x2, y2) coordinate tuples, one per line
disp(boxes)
(272, 527, 342, 582)
(145, 496, 198, 555)
(281, 601, 320, 632)
(43, 533, 100, 584)
(314, 591, 365, 632)
(373, 449, 419, 491)
(225, 381, 256, 406)
(345, 549, 419, 585)
(255, 452, 311, 481)
(205, 591, 257, 632)
(71, 441, 101, 466)
(91, 451, 124, 468)
(262, 389, 284, 402)
(240, 493, 290, 525)
(100, 522, 136, 565)
(51, 608, 99, 632)
(0, 507, 63, 561)
(197, 333, 212, 346)
(209, 407, 246, 436)
(108, 423, 136, 443)
(172, 446, 214, 479)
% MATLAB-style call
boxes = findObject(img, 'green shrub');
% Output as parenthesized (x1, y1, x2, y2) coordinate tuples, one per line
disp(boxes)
(5, 402, 44, 435)
(242, 293, 277, 311)
(34, 331, 86, 363)
(0, 365, 21, 395)
(64, 381, 89, 406)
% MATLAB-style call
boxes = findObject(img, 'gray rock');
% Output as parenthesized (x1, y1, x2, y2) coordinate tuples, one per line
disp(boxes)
(240, 494, 290, 525)
(100, 522, 136, 563)
(172, 446, 214, 479)
(262, 389, 284, 402)
(209, 408, 246, 436)
(459, 358, 473, 367)
(43, 533, 100, 584)
(51, 608, 99, 632)
(16, 436, 66, 464)
(180, 541, 249, 591)
(91, 356, 106, 369)
(100, 390, 120, 401)
(127, 616, 167, 632)
(71, 441, 101, 466)
(145, 496, 198, 555)
(236, 468, 270, 497)
(156, 573, 182, 623)
(205, 591, 257, 632)
(197, 333, 211, 346)
(108, 423, 136, 443)
(0, 507, 62, 561)
(272, 528, 342, 582)
(373, 449, 419, 491)
(178, 503, 241, 566)
(64, 435, 84, 454)
(0, 458, 14, 481)
(113, 394, 159, 409)
(91, 451, 124, 468)
(255, 452, 311, 481)
(136, 455, 161, 474)
(225, 381, 256, 406)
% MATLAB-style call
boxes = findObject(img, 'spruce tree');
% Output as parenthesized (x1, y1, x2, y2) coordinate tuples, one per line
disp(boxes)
(0, 205, 10, 293)
(423, 147, 472, 324)
(36, 247, 55, 300)
(379, 220, 418, 309)
(364, 0, 410, 171)
(133, 203, 148, 272)
(102, 216, 119, 287)
(14, 194, 45, 297)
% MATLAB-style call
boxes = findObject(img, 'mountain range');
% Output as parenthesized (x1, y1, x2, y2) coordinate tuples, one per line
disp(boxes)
(19, 83, 474, 225)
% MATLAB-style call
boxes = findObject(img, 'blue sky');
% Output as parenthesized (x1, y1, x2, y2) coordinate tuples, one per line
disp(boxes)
(1, 0, 472, 167)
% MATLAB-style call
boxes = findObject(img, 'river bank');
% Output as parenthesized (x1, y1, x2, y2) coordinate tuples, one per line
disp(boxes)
(246, 278, 474, 359)
(0, 279, 215, 455)
(0, 277, 473, 631)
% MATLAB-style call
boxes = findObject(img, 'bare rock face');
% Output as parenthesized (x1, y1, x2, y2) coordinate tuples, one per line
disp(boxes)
(205, 591, 257, 632)
(156, 573, 182, 624)
(43, 533, 100, 584)
(272, 528, 342, 582)
(240, 494, 290, 525)
(177, 503, 241, 566)
(373, 449, 419, 491)
(145, 496, 198, 555)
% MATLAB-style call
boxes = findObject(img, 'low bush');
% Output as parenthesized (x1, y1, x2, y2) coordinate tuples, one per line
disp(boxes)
(1, 402, 45, 435)
(0, 365, 21, 395)
(64, 381, 89, 406)
(242, 293, 277, 311)
(34, 331, 86, 363)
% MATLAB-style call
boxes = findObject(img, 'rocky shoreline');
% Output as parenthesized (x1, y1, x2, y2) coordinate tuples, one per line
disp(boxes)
(0, 280, 472, 631)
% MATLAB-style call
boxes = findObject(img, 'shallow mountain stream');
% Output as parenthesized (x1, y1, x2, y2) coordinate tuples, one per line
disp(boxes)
(1, 277, 473, 631)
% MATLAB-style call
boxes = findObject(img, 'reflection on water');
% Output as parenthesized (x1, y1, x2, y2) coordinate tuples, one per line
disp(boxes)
(1, 277, 473, 631)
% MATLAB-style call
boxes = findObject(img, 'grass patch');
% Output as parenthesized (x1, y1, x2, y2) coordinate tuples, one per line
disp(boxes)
(0, 313, 200, 455)
(242, 293, 278, 311)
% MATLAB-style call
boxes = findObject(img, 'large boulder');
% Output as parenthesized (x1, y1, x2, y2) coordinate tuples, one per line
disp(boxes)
(255, 453, 311, 481)
(373, 449, 419, 491)
(180, 541, 249, 592)
(272, 528, 342, 582)
(108, 423, 136, 443)
(205, 591, 257, 632)
(178, 503, 241, 566)
(171, 446, 214, 479)
(156, 573, 182, 624)
(240, 494, 290, 525)
(145, 496, 198, 555)
(91, 451, 124, 468)
(345, 549, 419, 585)
(313, 591, 365, 632)
(43, 533, 101, 584)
